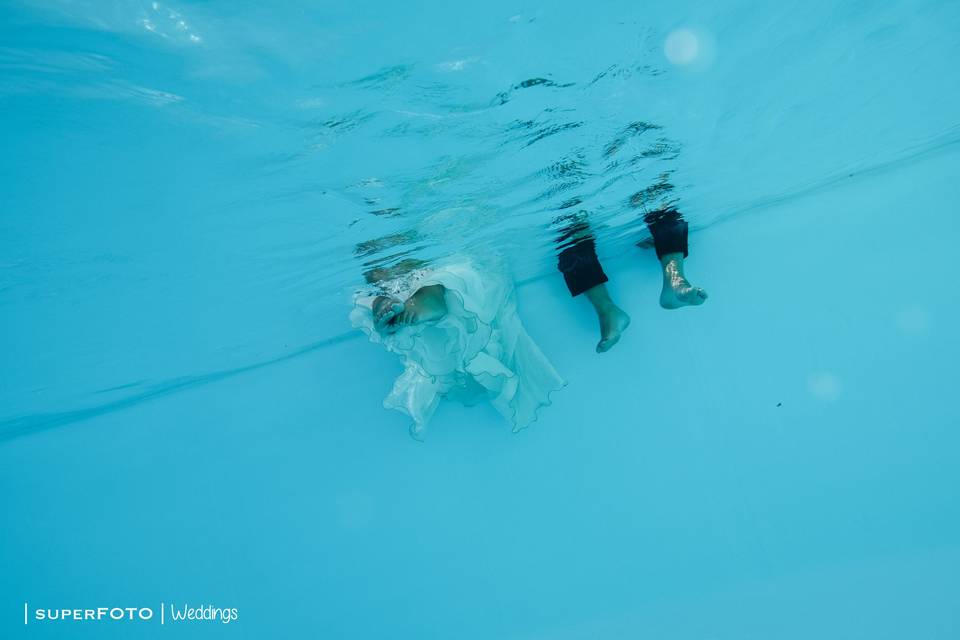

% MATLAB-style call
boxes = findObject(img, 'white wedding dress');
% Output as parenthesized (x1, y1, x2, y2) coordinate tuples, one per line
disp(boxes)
(351, 257, 565, 439)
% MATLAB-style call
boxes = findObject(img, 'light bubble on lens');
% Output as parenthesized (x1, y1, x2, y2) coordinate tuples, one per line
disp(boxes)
(895, 306, 930, 335)
(807, 371, 842, 402)
(664, 28, 700, 65)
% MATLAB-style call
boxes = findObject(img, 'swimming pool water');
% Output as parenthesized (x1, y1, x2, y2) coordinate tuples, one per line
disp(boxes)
(2, 1, 959, 638)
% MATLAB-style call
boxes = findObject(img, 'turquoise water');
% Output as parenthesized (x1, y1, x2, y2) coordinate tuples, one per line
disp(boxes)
(2, 1, 960, 638)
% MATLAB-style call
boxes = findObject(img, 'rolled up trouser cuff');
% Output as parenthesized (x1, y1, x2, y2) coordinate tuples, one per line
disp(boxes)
(558, 239, 609, 297)
(645, 208, 689, 259)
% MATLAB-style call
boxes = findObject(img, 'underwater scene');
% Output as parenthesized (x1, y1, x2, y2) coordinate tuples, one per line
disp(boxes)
(2, 0, 959, 638)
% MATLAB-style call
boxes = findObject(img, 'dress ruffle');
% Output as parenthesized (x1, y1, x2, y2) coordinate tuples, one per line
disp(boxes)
(351, 258, 565, 439)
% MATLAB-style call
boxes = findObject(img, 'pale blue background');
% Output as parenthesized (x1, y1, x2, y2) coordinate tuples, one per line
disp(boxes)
(2, 1, 959, 638)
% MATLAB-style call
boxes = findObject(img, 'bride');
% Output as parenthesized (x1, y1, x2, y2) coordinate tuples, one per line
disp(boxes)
(351, 255, 565, 439)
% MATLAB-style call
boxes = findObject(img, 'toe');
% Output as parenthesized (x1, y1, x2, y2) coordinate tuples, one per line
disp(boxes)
(373, 299, 404, 328)
(596, 335, 620, 353)
(376, 309, 400, 330)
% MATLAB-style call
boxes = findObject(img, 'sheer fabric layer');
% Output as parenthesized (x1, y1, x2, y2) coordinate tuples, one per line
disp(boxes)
(351, 259, 565, 438)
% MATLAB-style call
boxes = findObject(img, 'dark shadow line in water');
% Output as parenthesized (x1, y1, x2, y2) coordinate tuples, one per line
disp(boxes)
(708, 125, 960, 228)
(3, 125, 959, 444)
(0, 332, 362, 443)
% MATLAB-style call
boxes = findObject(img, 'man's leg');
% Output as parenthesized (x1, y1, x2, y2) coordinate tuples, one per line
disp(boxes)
(643, 208, 708, 309)
(557, 218, 630, 353)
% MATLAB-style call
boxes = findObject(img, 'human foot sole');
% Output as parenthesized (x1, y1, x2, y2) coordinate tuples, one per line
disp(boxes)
(395, 284, 448, 326)
(596, 306, 631, 353)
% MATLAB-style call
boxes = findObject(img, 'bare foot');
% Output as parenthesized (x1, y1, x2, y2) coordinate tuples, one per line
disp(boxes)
(372, 295, 405, 332)
(596, 305, 631, 353)
(659, 253, 708, 309)
(584, 283, 631, 353)
(393, 284, 447, 327)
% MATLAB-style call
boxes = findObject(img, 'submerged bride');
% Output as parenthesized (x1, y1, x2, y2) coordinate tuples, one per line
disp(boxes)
(351, 255, 565, 439)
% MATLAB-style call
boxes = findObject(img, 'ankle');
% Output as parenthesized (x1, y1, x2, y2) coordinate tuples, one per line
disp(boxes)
(659, 252, 684, 267)
(660, 253, 686, 280)
(584, 283, 618, 312)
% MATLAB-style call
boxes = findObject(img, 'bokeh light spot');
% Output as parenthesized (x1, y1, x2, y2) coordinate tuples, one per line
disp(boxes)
(664, 28, 700, 65)
(808, 371, 842, 402)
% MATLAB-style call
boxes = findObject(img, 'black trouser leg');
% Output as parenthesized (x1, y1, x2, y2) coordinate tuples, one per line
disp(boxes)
(555, 208, 687, 296)
(643, 207, 688, 259)
(556, 218, 608, 297)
